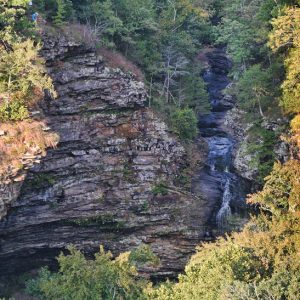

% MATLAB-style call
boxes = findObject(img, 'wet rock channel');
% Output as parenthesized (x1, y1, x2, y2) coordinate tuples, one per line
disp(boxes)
(192, 49, 250, 233)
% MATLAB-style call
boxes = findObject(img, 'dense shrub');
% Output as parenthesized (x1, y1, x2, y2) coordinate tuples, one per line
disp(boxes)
(171, 108, 198, 141)
(26, 245, 158, 300)
(0, 99, 29, 121)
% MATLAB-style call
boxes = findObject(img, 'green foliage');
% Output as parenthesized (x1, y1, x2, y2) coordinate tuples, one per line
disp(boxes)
(26, 245, 150, 300)
(171, 108, 198, 140)
(182, 64, 210, 114)
(223, 267, 300, 300)
(0, 40, 56, 121)
(0, 0, 33, 43)
(0, 2, 56, 123)
(0, 98, 28, 121)
(269, 6, 300, 115)
(249, 160, 300, 217)
(148, 240, 263, 300)
(215, 0, 276, 75)
(129, 244, 160, 268)
(245, 124, 278, 183)
(65, 214, 125, 230)
(75, 0, 123, 48)
(235, 64, 281, 117)
(152, 183, 168, 196)
(53, 0, 74, 26)
(123, 162, 136, 183)
(27, 173, 56, 190)
(174, 167, 191, 189)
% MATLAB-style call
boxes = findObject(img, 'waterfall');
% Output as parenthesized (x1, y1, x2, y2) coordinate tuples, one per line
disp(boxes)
(216, 178, 232, 229)
(194, 48, 248, 235)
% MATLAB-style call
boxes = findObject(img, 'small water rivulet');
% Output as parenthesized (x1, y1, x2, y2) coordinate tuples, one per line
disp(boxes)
(193, 48, 248, 233)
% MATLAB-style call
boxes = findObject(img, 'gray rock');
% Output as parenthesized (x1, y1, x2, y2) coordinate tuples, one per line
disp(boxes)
(0, 32, 212, 278)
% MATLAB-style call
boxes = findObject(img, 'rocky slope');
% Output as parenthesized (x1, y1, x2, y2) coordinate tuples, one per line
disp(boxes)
(0, 32, 212, 278)
(223, 107, 289, 182)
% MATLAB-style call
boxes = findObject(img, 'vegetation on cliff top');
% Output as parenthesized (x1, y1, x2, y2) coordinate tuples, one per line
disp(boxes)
(0, 0, 58, 179)
(0, 0, 56, 121)
(20, 0, 214, 140)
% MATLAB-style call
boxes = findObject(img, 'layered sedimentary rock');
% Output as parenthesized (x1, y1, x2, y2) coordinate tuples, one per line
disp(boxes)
(0, 33, 211, 278)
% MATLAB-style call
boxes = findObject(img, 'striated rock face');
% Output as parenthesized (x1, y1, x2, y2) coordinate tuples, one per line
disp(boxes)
(0, 33, 211, 278)
(0, 182, 24, 220)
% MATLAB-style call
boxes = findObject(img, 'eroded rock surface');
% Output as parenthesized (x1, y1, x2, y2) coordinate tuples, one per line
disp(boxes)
(0, 33, 211, 278)
(222, 108, 258, 181)
(224, 108, 289, 182)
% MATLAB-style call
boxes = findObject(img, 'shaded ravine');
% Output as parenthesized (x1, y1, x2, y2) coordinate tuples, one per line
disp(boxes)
(192, 49, 249, 233)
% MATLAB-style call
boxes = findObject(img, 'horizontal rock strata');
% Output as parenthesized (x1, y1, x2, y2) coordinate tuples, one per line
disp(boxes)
(0, 32, 212, 278)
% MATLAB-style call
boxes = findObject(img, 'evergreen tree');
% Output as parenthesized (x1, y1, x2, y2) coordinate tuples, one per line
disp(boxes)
(53, 0, 73, 26)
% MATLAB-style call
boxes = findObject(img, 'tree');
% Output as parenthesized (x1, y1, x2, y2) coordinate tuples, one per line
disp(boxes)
(75, 0, 123, 48)
(235, 64, 279, 117)
(0, 0, 32, 44)
(147, 239, 263, 300)
(215, 0, 276, 76)
(53, 0, 74, 26)
(26, 245, 158, 300)
(0, 40, 56, 121)
(162, 46, 189, 104)
(181, 63, 210, 114)
(112, 0, 158, 56)
(269, 6, 300, 115)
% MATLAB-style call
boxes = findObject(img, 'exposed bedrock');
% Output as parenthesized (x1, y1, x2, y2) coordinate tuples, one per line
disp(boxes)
(0, 33, 212, 279)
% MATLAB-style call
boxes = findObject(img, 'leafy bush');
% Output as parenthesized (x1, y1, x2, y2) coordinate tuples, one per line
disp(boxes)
(26, 245, 155, 300)
(0, 99, 29, 121)
(171, 108, 198, 141)
(147, 240, 263, 300)
(129, 244, 160, 267)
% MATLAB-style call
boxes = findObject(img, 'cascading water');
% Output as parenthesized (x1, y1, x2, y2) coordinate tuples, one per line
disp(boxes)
(216, 178, 232, 228)
(194, 48, 248, 233)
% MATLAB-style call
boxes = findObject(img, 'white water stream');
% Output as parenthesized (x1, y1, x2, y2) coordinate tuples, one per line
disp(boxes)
(216, 178, 232, 228)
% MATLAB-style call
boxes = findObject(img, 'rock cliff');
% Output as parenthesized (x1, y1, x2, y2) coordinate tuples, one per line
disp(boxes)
(224, 108, 289, 182)
(0, 32, 211, 278)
